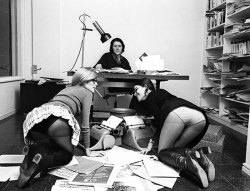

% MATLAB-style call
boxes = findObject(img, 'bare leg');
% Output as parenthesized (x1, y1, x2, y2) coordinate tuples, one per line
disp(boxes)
(174, 120, 206, 148)
(47, 118, 74, 154)
(158, 112, 185, 153)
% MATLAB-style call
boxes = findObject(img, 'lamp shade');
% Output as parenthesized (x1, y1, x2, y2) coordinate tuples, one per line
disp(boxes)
(93, 21, 111, 43)
(100, 33, 112, 43)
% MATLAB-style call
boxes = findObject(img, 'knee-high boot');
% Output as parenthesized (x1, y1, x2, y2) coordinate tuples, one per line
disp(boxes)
(158, 147, 209, 188)
(170, 147, 215, 182)
(18, 143, 73, 188)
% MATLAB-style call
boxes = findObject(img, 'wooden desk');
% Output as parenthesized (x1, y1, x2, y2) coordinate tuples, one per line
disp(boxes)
(97, 72, 189, 89)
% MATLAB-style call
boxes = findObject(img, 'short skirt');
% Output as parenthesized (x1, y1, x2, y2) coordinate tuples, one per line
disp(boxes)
(23, 104, 80, 146)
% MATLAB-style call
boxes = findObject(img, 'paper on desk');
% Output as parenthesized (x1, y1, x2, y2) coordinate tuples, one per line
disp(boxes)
(135, 55, 164, 71)
(143, 158, 180, 177)
(0, 154, 24, 164)
(0, 166, 20, 181)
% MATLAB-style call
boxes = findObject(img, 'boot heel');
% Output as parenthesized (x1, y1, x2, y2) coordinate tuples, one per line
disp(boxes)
(22, 146, 29, 155)
(20, 146, 30, 173)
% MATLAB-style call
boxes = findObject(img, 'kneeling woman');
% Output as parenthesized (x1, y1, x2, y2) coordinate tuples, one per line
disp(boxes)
(18, 68, 103, 188)
(132, 78, 215, 188)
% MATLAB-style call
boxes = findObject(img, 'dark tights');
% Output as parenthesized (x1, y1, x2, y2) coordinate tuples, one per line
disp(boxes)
(28, 115, 74, 154)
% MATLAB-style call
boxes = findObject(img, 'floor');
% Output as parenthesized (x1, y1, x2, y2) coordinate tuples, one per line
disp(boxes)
(0, 114, 250, 191)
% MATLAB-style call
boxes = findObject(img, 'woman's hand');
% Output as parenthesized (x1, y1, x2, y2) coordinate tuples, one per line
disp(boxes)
(85, 148, 104, 157)
(140, 139, 154, 155)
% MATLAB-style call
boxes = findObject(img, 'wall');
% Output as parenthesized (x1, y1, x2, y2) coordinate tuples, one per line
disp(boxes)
(30, 0, 206, 105)
(0, 0, 32, 119)
(0, 0, 207, 119)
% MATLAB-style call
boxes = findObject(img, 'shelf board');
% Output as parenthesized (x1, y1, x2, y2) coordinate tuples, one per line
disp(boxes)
(210, 1, 226, 11)
(208, 23, 225, 32)
(219, 54, 250, 61)
(207, 113, 248, 135)
(206, 45, 223, 50)
(224, 29, 250, 39)
(227, 6, 250, 19)
(204, 72, 221, 76)
(222, 97, 250, 106)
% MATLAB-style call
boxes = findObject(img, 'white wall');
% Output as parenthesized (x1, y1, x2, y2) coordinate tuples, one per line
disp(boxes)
(0, 0, 207, 120)
(29, 0, 206, 105)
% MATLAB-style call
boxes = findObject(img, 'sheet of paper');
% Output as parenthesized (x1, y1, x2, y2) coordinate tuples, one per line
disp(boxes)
(114, 176, 163, 191)
(70, 165, 118, 187)
(105, 146, 144, 166)
(0, 155, 24, 164)
(123, 115, 145, 127)
(132, 165, 177, 189)
(0, 166, 20, 182)
(101, 115, 123, 129)
(51, 179, 95, 191)
(65, 156, 79, 167)
(65, 157, 103, 174)
(49, 167, 78, 180)
(143, 158, 180, 177)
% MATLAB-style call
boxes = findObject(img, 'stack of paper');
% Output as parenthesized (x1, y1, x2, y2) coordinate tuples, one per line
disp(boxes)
(135, 55, 164, 71)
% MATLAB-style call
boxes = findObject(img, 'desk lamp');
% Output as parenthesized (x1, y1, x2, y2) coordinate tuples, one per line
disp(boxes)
(81, 14, 111, 68)
(68, 14, 111, 73)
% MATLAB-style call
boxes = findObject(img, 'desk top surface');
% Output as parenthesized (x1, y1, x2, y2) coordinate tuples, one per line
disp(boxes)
(67, 70, 189, 81)
(97, 72, 189, 81)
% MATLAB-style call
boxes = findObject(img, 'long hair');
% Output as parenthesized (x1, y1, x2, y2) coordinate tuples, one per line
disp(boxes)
(71, 67, 97, 86)
(134, 78, 155, 91)
(109, 38, 125, 53)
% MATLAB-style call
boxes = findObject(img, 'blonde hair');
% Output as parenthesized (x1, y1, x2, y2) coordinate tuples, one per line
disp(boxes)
(71, 67, 97, 86)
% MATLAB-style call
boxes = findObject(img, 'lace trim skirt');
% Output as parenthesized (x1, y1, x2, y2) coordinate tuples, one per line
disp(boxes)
(23, 104, 80, 146)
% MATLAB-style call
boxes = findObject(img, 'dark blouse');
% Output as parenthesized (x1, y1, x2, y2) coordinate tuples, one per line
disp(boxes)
(96, 52, 131, 70)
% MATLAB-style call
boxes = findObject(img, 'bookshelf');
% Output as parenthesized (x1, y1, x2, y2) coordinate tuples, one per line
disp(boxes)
(201, 0, 250, 176)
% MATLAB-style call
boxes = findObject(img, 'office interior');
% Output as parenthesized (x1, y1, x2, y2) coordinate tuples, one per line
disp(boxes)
(1, 0, 250, 190)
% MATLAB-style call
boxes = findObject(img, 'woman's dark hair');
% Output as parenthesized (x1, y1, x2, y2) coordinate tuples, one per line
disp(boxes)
(134, 78, 155, 91)
(109, 38, 125, 53)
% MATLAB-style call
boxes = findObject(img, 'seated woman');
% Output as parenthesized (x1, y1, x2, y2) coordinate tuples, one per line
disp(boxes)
(95, 38, 133, 105)
(132, 78, 215, 188)
(95, 37, 131, 70)
(18, 68, 103, 188)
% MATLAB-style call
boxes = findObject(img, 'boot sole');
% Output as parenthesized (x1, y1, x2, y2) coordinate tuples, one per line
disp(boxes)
(188, 153, 209, 188)
(202, 153, 215, 181)
(198, 147, 215, 182)
(18, 153, 42, 188)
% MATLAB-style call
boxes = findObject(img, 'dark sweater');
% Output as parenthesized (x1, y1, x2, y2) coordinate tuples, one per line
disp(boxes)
(136, 89, 209, 147)
(96, 52, 131, 70)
